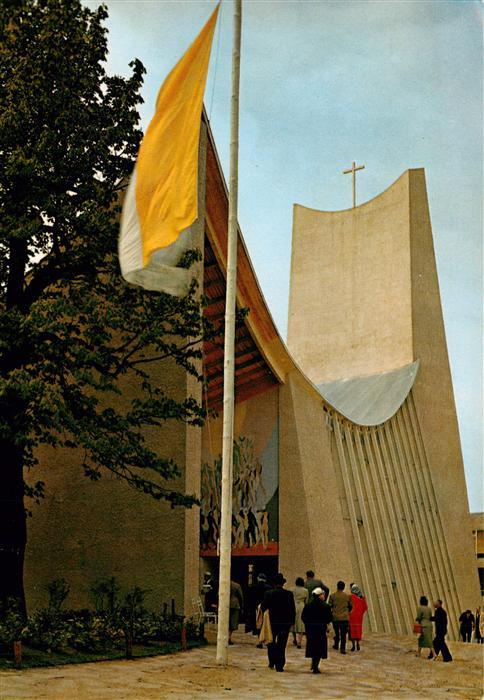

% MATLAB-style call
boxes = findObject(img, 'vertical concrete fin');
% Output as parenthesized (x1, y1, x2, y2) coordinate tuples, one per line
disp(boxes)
(408, 169, 480, 613)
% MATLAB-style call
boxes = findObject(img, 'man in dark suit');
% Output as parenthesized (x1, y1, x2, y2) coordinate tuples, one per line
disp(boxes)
(432, 599, 452, 662)
(261, 572, 296, 672)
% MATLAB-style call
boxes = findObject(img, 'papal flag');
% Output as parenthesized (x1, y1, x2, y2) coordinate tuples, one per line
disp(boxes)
(119, 5, 219, 296)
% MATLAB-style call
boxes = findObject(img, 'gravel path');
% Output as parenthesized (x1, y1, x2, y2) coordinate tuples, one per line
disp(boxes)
(1, 628, 482, 699)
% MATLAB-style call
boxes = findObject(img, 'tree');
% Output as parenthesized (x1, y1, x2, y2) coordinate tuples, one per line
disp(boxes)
(0, 0, 211, 612)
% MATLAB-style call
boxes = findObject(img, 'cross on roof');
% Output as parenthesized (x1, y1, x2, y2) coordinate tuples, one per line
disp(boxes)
(343, 161, 365, 208)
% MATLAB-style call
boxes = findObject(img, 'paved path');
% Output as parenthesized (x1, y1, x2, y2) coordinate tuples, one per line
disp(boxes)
(1, 628, 482, 699)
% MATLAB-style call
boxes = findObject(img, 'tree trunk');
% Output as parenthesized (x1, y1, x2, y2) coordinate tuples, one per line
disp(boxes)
(0, 238, 28, 617)
(0, 438, 27, 618)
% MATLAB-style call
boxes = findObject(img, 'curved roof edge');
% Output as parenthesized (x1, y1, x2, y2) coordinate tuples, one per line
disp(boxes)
(316, 360, 420, 426)
(294, 168, 424, 216)
(202, 112, 419, 425)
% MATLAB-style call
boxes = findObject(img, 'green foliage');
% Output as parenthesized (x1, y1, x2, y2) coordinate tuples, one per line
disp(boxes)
(64, 609, 124, 653)
(0, 598, 26, 644)
(46, 579, 70, 611)
(0, 638, 206, 670)
(9, 577, 203, 654)
(25, 609, 72, 651)
(89, 577, 121, 615)
(0, 0, 215, 517)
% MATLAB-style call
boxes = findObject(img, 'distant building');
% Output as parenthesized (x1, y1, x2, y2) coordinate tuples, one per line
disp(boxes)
(25, 115, 480, 640)
(470, 513, 484, 596)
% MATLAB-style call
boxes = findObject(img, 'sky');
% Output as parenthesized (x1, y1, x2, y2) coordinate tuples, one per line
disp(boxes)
(84, 0, 483, 511)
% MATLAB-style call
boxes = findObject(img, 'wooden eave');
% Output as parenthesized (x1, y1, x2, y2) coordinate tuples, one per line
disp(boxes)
(201, 112, 296, 411)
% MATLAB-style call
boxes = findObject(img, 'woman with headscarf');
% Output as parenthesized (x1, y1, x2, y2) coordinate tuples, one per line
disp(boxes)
(301, 587, 332, 674)
(348, 583, 368, 651)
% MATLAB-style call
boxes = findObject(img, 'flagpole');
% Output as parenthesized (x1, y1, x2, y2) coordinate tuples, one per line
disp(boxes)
(216, 0, 242, 667)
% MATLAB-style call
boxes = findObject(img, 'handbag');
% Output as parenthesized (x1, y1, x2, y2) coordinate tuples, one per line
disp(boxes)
(413, 622, 423, 635)
(255, 604, 263, 630)
(258, 609, 273, 644)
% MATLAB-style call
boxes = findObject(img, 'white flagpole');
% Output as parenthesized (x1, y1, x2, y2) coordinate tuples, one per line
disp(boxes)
(216, 0, 242, 667)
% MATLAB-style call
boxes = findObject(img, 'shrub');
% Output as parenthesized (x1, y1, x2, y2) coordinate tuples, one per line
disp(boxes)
(46, 579, 70, 612)
(67, 611, 124, 653)
(1, 577, 203, 655)
(24, 609, 72, 652)
(89, 578, 121, 616)
(0, 598, 26, 646)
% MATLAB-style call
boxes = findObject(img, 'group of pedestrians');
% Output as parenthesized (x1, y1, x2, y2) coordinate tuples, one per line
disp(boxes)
(414, 598, 484, 662)
(254, 570, 368, 673)
(415, 596, 455, 662)
(207, 568, 481, 674)
(458, 607, 483, 643)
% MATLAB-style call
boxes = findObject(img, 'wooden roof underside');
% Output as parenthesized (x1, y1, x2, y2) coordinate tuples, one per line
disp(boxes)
(201, 115, 285, 412)
(202, 237, 279, 411)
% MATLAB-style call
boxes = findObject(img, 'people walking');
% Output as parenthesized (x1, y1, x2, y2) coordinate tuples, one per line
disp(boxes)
(261, 572, 296, 672)
(304, 570, 329, 599)
(475, 607, 484, 644)
(348, 583, 368, 651)
(459, 610, 475, 642)
(302, 587, 332, 674)
(415, 596, 434, 658)
(431, 599, 452, 662)
(202, 572, 218, 615)
(246, 573, 271, 646)
(291, 577, 309, 648)
(329, 580, 352, 654)
(228, 579, 243, 645)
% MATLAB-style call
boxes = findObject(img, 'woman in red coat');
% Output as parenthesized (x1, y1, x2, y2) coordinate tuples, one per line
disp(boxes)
(349, 584, 368, 651)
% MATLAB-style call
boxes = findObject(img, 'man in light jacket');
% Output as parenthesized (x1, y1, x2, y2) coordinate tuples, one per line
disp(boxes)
(328, 580, 352, 654)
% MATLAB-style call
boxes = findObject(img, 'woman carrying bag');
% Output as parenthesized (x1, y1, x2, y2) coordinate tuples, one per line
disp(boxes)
(415, 595, 433, 659)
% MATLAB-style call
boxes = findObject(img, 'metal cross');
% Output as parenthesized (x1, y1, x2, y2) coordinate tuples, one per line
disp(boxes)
(343, 161, 365, 208)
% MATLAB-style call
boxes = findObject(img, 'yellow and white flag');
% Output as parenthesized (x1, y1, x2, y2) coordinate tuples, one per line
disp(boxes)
(119, 5, 219, 296)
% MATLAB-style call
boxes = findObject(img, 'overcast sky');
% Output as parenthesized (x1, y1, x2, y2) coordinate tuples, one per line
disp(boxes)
(85, 0, 482, 511)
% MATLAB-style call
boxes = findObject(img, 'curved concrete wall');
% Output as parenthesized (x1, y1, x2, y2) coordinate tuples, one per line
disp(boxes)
(287, 169, 480, 636)
(288, 172, 414, 383)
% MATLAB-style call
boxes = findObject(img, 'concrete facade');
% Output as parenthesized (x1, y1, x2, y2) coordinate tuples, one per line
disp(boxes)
(287, 169, 480, 638)
(278, 370, 353, 587)
(24, 121, 480, 643)
(470, 512, 484, 597)
(288, 174, 414, 382)
(26, 359, 190, 612)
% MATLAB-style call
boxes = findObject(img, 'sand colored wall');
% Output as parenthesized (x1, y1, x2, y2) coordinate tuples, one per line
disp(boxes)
(278, 370, 353, 589)
(407, 169, 480, 611)
(25, 360, 190, 613)
(24, 125, 208, 615)
(286, 168, 480, 636)
(288, 175, 413, 383)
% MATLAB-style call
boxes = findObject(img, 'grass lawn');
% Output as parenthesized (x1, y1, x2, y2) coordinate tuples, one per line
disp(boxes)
(0, 639, 206, 670)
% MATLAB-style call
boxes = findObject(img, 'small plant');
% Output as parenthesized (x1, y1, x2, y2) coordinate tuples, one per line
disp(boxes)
(120, 586, 149, 658)
(90, 578, 121, 616)
(0, 598, 26, 646)
(25, 610, 71, 652)
(66, 610, 123, 653)
(46, 579, 70, 611)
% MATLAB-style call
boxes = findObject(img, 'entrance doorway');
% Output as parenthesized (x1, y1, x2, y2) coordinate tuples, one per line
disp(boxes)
(203, 555, 278, 623)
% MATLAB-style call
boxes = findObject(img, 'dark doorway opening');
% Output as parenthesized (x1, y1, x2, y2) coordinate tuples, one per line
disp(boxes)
(203, 555, 278, 622)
